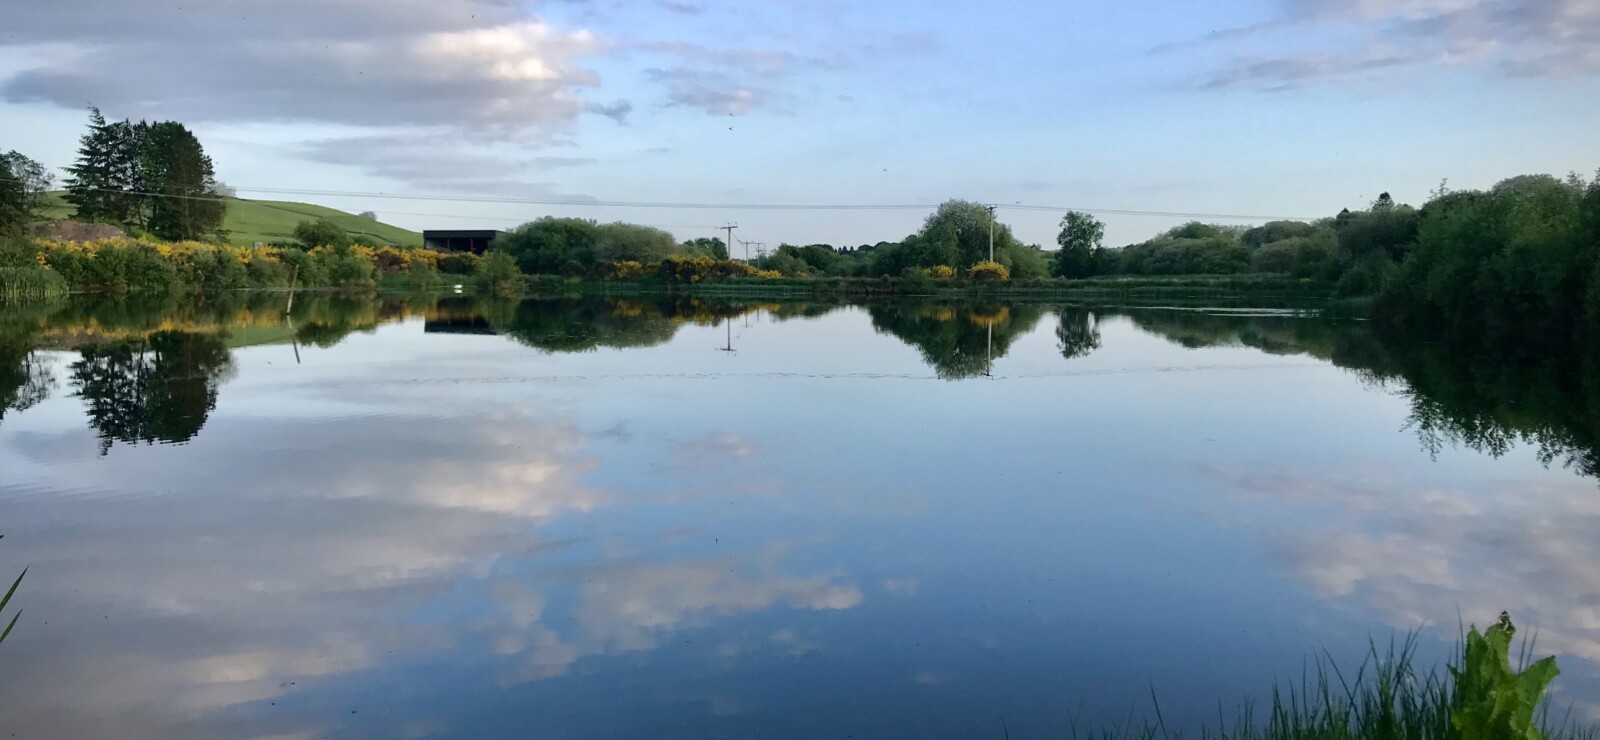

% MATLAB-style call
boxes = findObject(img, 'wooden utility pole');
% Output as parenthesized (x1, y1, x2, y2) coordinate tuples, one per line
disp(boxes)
(722, 224, 739, 260)
(985, 205, 997, 262)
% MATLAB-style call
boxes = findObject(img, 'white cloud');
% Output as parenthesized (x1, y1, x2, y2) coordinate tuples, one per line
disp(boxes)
(1169, 0, 1600, 89)
(1, 3, 606, 133)
(490, 558, 861, 683)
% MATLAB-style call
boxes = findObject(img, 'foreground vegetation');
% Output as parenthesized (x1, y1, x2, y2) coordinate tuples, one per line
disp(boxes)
(1076, 615, 1584, 740)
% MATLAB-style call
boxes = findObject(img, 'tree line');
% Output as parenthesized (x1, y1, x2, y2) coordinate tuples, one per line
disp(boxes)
(1058, 172, 1600, 355)
(743, 200, 1050, 280)
(484, 197, 1389, 285)
(488, 201, 1053, 281)
(686, 170, 1600, 354)
(490, 217, 731, 276)
(1375, 174, 1600, 351)
(1045, 193, 1425, 292)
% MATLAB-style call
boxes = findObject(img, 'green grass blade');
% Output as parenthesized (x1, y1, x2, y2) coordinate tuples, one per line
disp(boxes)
(0, 566, 25, 613)
(0, 611, 19, 645)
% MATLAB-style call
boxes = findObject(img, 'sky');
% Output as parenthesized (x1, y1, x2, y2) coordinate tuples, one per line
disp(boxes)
(2, 0, 1598, 247)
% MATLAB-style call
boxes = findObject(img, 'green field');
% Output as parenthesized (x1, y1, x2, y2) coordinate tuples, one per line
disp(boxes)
(39, 192, 423, 247)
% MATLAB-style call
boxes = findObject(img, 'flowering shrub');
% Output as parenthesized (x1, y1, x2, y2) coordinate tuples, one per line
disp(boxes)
(967, 260, 1011, 282)
(36, 239, 181, 293)
(925, 265, 957, 279)
(714, 261, 762, 278)
(436, 252, 480, 275)
(653, 256, 779, 283)
(15, 237, 449, 293)
(349, 245, 439, 274)
(597, 260, 647, 279)
(656, 255, 718, 283)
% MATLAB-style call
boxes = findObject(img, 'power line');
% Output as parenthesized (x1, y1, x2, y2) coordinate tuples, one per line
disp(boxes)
(2, 175, 1322, 221)
(739, 239, 767, 259)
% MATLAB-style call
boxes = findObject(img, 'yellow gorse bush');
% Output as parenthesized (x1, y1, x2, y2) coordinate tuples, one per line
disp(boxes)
(347, 244, 440, 273)
(37, 238, 285, 270)
(966, 260, 1011, 282)
(23, 237, 449, 292)
(597, 260, 647, 279)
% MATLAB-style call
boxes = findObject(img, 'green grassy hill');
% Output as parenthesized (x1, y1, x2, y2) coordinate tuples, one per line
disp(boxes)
(39, 192, 423, 247)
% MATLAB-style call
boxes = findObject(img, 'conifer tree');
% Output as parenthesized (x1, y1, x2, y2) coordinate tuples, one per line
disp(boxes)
(64, 107, 118, 222)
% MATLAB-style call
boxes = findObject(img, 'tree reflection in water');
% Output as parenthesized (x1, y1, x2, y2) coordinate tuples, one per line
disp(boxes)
(1, 295, 1597, 480)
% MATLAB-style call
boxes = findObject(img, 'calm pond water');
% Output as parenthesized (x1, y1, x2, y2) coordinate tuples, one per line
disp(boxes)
(1, 294, 1598, 738)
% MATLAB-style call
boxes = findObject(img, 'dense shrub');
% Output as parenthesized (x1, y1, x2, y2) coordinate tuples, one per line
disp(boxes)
(1284, 233, 1340, 279)
(657, 255, 718, 283)
(655, 256, 774, 283)
(178, 247, 249, 292)
(293, 219, 352, 250)
(370, 245, 409, 273)
(1249, 241, 1298, 274)
(593, 223, 677, 264)
(900, 266, 933, 291)
(764, 252, 811, 277)
(0, 238, 39, 269)
(476, 251, 523, 295)
(1241, 220, 1317, 249)
(244, 254, 292, 287)
(1006, 245, 1052, 279)
(712, 260, 760, 278)
(1339, 252, 1397, 297)
(925, 265, 956, 280)
(40, 240, 182, 294)
(16, 238, 451, 293)
(596, 260, 647, 279)
(967, 260, 1010, 282)
(359, 245, 437, 274)
(1118, 236, 1250, 275)
(1379, 172, 1600, 346)
(273, 247, 326, 286)
(436, 252, 480, 275)
(403, 260, 440, 290)
(313, 247, 377, 288)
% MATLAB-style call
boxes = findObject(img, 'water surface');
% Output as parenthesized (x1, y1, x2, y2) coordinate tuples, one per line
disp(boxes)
(2, 294, 1597, 738)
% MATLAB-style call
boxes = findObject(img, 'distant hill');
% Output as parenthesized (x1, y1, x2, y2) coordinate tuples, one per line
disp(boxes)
(39, 192, 423, 247)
